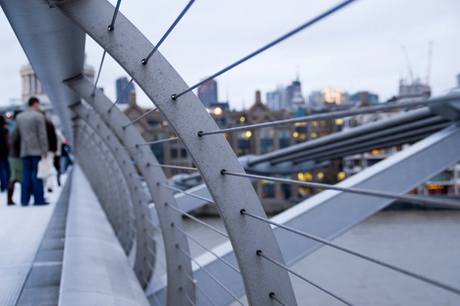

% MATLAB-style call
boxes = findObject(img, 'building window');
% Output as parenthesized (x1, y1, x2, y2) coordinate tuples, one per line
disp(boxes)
(260, 129, 274, 154)
(237, 131, 251, 156)
(171, 149, 178, 158)
(320, 120, 327, 127)
(181, 149, 187, 158)
(279, 130, 290, 148)
(261, 180, 275, 198)
(311, 132, 318, 139)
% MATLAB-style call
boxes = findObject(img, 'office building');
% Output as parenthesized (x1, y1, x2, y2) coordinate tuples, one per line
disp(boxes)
(116, 76, 135, 105)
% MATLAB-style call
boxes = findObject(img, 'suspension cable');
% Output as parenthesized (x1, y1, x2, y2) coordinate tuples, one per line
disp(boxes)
(123, 107, 157, 129)
(171, 0, 356, 100)
(136, 137, 178, 147)
(242, 210, 460, 296)
(92, 50, 106, 96)
(108, 77, 134, 112)
(196, 96, 454, 137)
(159, 183, 214, 204)
(108, 0, 122, 31)
(173, 225, 240, 274)
(257, 250, 353, 305)
(181, 268, 218, 306)
(141, 0, 196, 65)
(221, 170, 460, 209)
(177, 245, 244, 305)
(165, 203, 228, 238)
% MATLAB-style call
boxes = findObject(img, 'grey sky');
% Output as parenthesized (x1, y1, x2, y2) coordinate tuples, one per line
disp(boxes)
(1, 0, 459, 110)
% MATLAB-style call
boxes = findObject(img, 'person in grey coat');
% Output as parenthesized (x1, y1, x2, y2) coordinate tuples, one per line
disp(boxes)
(11, 97, 49, 205)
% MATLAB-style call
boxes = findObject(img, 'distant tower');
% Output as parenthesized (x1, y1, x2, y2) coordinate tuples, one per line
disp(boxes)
(21, 59, 94, 106)
(290, 87, 305, 109)
(197, 79, 218, 108)
(285, 79, 302, 109)
(116, 76, 135, 105)
(266, 85, 285, 111)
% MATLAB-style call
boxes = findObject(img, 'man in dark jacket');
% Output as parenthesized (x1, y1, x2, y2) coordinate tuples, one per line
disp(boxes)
(11, 97, 48, 205)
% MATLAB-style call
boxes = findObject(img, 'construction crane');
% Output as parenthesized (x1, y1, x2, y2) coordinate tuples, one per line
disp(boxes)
(402, 45, 414, 84)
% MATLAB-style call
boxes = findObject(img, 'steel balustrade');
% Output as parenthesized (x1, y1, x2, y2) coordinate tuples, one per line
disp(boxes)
(71, 107, 156, 288)
(73, 123, 135, 253)
(1, 0, 460, 305)
(55, 1, 297, 304)
(65, 75, 194, 305)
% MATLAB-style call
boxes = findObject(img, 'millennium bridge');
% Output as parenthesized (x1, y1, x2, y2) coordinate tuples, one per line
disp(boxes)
(1, 0, 460, 305)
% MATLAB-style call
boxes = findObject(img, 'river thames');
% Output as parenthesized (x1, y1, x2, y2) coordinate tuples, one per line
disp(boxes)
(181, 209, 460, 306)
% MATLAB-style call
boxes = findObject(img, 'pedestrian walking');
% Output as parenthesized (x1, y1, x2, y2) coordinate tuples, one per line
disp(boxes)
(6, 111, 23, 205)
(10, 97, 49, 206)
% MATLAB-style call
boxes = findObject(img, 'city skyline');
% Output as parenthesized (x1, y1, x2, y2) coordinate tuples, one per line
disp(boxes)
(1, 0, 459, 110)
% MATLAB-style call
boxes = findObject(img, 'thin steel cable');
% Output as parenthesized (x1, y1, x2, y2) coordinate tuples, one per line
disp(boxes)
(150, 287, 162, 306)
(181, 268, 218, 306)
(184, 292, 197, 306)
(136, 137, 179, 147)
(92, 50, 106, 96)
(129, 223, 137, 233)
(258, 251, 353, 306)
(130, 173, 144, 180)
(173, 225, 240, 274)
(177, 245, 244, 306)
(108, 0, 122, 31)
(269, 292, 288, 306)
(242, 210, 460, 296)
(142, 0, 196, 65)
(123, 107, 157, 129)
(150, 163, 197, 171)
(109, 78, 134, 111)
(159, 183, 214, 204)
(197, 96, 455, 137)
(172, 0, 356, 100)
(221, 170, 460, 209)
(165, 203, 228, 238)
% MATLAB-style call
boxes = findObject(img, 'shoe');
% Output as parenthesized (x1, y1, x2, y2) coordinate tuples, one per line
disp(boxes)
(7, 203, 16, 206)
(34, 202, 50, 206)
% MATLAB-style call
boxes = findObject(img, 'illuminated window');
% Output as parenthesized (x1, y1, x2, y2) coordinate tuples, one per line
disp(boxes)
(337, 171, 346, 181)
(320, 132, 328, 137)
(312, 121, 319, 128)
(298, 173, 312, 181)
(335, 118, 344, 125)
(293, 131, 299, 138)
(311, 132, 318, 139)
(240, 116, 246, 123)
(317, 172, 324, 180)
(214, 107, 223, 115)
(320, 120, 327, 127)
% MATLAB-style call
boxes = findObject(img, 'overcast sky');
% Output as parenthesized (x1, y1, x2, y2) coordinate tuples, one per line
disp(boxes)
(1, 0, 459, 110)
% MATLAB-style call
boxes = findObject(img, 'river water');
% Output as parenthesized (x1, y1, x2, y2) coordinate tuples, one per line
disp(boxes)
(180, 210, 460, 306)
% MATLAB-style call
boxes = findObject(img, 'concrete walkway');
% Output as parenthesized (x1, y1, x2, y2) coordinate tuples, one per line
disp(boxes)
(0, 173, 68, 305)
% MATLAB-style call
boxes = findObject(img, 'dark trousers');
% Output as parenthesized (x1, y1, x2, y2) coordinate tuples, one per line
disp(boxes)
(0, 158, 9, 191)
(21, 156, 45, 205)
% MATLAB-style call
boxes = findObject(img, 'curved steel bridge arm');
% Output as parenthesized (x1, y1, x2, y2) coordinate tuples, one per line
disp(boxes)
(73, 121, 135, 253)
(54, 0, 296, 304)
(66, 75, 194, 305)
(71, 107, 156, 289)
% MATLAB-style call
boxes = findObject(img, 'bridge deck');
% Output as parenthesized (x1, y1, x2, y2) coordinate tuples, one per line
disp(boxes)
(0, 174, 69, 305)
